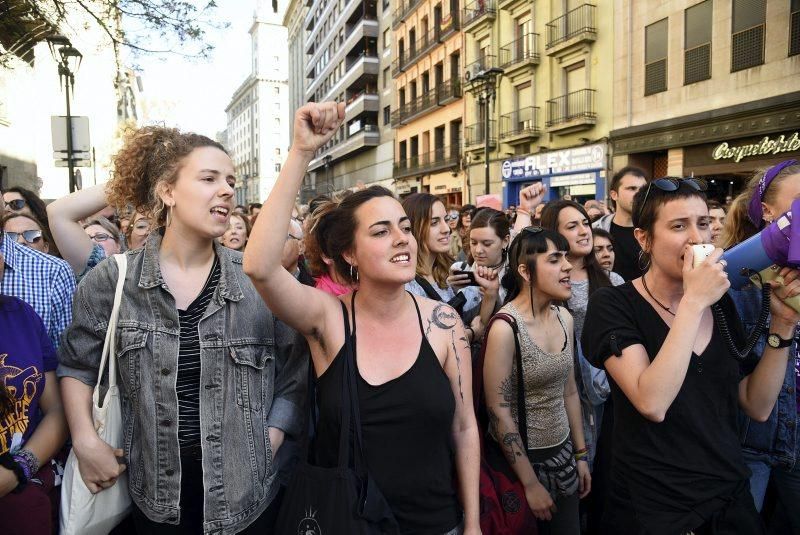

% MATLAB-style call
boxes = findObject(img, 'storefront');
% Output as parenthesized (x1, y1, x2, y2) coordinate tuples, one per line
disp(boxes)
(427, 172, 465, 206)
(611, 93, 800, 203)
(500, 143, 608, 207)
(392, 177, 421, 197)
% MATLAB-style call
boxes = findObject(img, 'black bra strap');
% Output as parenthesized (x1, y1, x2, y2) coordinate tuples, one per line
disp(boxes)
(553, 306, 569, 352)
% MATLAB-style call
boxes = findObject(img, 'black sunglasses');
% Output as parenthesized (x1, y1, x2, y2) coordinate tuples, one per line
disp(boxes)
(4, 199, 26, 211)
(636, 177, 708, 223)
(7, 230, 43, 244)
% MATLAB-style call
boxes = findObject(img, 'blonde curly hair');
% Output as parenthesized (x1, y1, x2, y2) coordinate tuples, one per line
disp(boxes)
(106, 125, 227, 226)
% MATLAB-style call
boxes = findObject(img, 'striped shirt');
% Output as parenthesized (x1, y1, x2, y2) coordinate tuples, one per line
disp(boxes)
(0, 233, 76, 348)
(177, 256, 221, 451)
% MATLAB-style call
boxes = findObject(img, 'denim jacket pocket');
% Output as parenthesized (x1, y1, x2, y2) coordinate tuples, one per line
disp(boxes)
(229, 342, 275, 411)
(116, 327, 148, 393)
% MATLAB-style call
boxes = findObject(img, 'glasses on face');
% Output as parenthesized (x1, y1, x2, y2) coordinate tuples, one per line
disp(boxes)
(89, 233, 116, 243)
(444, 214, 459, 223)
(6, 230, 43, 245)
(636, 177, 708, 223)
(4, 199, 26, 211)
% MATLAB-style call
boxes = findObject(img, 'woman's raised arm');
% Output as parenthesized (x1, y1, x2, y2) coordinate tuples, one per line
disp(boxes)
(46, 184, 108, 274)
(244, 102, 345, 337)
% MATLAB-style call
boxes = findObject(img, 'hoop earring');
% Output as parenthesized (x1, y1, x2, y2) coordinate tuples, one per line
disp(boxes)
(638, 250, 651, 272)
(165, 204, 173, 227)
(350, 264, 359, 282)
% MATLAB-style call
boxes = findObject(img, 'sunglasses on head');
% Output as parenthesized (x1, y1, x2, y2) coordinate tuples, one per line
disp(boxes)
(4, 199, 26, 211)
(7, 230, 43, 244)
(636, 177, 708, 223)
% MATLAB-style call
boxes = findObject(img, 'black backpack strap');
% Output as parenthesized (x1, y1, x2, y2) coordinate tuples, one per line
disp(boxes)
(483, 312, 529, 451)
(414, 275, 445, 302)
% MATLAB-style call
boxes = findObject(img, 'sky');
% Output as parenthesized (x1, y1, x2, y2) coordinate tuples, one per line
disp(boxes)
(134, 1, 257, 138)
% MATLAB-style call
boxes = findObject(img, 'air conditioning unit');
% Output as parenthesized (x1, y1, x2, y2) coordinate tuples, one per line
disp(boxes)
(464, 63, 483, 81)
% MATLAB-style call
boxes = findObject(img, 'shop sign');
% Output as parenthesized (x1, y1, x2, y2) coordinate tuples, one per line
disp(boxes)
(712, 132, 800, 163)
(501, 143, 606, 181)
(394, 179, 413, 194)
(550, 172, 597, 187)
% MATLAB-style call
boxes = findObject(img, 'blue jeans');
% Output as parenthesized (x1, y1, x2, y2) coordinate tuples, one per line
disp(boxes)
(747, 457, 800, 533)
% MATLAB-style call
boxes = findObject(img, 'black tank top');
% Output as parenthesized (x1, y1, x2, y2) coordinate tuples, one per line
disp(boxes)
(313, 292, 462, 534)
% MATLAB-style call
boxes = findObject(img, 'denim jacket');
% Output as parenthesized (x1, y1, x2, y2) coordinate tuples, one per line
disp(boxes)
(729, 285, 798, 468)
(58, 233, 307, 533)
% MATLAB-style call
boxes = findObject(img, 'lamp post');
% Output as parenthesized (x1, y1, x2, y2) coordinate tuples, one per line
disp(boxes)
(47, 35, 82, 193)
(465, 66, 503, 196)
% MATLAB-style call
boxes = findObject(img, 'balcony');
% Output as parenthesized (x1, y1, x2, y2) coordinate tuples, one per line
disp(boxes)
(464, 120, 497, 150)
(392, 18, 462, 77)
(391, 79, 462, 126)
(393, 145, 462, 178)
(499, 107, 540, 144)
(464, 55, 499, 82)
(392, 0, 423, 29)
(345, 91, 380, 120)
(545, 4, 596, 56)
(545, 89, 596, 134)
(463, 0, 496, 32)
(309, 124, 380, 170)
(499, 33, 540, 73)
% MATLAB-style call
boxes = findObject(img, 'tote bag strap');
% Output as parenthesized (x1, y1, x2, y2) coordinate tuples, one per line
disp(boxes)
(95, 254, 128, 393)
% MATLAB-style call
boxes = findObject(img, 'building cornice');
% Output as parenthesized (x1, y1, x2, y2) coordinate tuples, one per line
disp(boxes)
(611, 91, 800, 154)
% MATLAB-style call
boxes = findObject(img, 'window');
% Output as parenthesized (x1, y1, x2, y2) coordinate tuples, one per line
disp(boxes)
(274, 87, 280, 95)
(275, 163, 282, 172)
(791, 0, 800, 56)
(384, 106, 391, 125)
(684, 1, 712, 84)
(645, 18, 668, 95)
(383, 67, 390, 88)
(383, 28, 391, 49)
(731, 0, 765, 72)
(275, 148, 281, 156)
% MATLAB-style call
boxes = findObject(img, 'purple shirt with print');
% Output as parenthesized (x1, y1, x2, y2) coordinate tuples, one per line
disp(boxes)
(0, 296, 57, 454)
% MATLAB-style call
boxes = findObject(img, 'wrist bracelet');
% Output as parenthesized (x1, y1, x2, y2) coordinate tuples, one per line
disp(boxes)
(13, 449, 40, 480)
(517, 208, 531, 216)
(0, 452, 27, 492)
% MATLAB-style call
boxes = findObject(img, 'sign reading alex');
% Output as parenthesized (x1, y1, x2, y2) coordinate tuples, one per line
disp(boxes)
(501, 143, 606, 181)
(713, 132, 800, 163)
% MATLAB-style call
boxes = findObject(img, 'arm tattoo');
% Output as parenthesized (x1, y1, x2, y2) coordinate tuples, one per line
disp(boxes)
(501, 432, 525, 465)
(498, 376, 514, 409)
(426, 304, 465, 402)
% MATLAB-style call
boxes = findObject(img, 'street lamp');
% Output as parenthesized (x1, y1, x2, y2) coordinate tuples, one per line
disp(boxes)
(47, 35, 82, 193)
(465, 66, 503, 196)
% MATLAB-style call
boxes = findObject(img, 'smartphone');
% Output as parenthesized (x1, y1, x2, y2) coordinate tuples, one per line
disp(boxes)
(454, 270, 478, 286)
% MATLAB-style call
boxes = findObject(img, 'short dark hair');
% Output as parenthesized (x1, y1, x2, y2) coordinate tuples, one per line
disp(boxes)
(632, 178, 707, 235)
(502, 228, 569, 304)
(707, 200, 725, 213)
(610, 166, 646, 193)
(248, 202, 262, 214)
(591, 227, 613, 245)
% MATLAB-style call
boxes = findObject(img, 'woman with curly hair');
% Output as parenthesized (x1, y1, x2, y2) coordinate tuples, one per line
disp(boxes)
(57, 126, 305, 533)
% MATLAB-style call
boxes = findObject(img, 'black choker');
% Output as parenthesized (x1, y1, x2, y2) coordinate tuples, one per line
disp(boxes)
(641, 274, 676, 316)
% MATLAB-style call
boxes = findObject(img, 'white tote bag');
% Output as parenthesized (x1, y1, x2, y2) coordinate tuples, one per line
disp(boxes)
(61, 254, 132, 535)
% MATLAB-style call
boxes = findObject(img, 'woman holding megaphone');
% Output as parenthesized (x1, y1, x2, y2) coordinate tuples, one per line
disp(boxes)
(581, 176, 800, 535)
(723, 159, 800, 532)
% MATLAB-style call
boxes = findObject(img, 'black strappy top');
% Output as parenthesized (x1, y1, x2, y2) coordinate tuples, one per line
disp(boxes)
(313, 292, 462, 534)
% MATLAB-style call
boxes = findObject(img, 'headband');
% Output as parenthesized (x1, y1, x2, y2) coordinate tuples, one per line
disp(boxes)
(748, 159, 798, 227)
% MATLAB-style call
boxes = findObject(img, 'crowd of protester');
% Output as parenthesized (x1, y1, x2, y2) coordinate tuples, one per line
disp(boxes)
(0, 99, 797, 535)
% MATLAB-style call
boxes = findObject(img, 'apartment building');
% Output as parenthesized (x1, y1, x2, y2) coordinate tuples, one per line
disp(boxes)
(302, 0, 394, 195)
(611, 0, 800, 201)
(391, 0, 466, 205)
(226, 0, 290, 205)
(462, 1, 614, 205)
